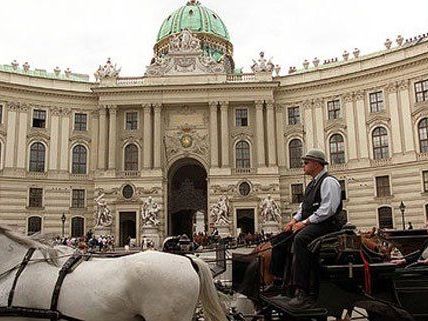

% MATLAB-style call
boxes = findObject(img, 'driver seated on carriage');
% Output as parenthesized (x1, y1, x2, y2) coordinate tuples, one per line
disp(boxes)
(268, 148, 344, 310)
(391, 238, 428, 266)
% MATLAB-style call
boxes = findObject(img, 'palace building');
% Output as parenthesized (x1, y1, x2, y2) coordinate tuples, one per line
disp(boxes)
(1, 1, 428, 245)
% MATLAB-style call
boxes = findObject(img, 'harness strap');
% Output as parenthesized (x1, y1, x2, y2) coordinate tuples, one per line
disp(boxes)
(50, 253, 83, 320)
(0, 306, 83, 321)
(360, 250, 372, 294)
(8, 247, 36, 307)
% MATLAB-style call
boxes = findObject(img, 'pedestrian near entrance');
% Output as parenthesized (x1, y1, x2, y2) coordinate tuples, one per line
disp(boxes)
(283, 148, 343, 310)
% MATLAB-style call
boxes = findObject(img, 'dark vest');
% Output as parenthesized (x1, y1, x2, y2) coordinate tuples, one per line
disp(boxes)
(301, 172, 343, 226)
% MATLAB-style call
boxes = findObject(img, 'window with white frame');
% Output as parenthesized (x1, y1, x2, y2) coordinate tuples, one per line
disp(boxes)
(289, 139, 303, 168)
(235, 108, 248, 127)
(375, 175, 391, 197)
(288, 106, 300, 125)
(369, 91, 384, 113)
(32, 109, 46, 128)
(327, 99, 341, 120)
(74, 113, 87, 131)
(372, 127, 389, 159)
(27, 216, 42, 235)
(29, 188, 43, 208)
(29, 142, 46, 172)
(124, 144, 139, 171)
(378, 207, 393, 229)
(72, 145, 87, 174)
(418, 118, 428, 153)
(71, 217, 84, 238)
(126, 112, 138, 130)
(71, 189, 85, 208)
(415, 80, 428, 103)
(0, 104, 3, 123)
(235, 141, 251, 168)
(423, 171, 428, 192)
(329, 134, 345, 164)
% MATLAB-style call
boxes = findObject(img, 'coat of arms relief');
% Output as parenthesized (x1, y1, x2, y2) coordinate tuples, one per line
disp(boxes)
(164, 125, 209, 161)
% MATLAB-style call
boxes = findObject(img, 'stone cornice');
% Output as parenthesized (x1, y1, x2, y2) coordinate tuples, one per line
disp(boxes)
(69, 133, 92, 143)
(27, 129, 50, 142)
(366, 113, 391, 127)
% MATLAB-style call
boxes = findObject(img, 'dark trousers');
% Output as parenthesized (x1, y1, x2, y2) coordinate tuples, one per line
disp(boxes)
(292, 221, 338, 293)
(270, 232, 293, 279)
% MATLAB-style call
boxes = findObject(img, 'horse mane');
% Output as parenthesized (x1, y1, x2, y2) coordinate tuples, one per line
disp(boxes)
(0, 225, 61, 266)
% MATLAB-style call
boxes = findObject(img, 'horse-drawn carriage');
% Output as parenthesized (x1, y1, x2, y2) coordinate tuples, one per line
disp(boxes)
(230, 227, 428, 321)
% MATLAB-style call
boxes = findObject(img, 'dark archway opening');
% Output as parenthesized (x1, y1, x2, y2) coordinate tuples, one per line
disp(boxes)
(119, 212, 136, 246)
(168, 158, 207, 237)
(237, 209, 255, 234)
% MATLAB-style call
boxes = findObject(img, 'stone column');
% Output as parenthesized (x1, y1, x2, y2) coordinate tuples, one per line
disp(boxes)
(275, 103, 286, 167)
(265, 100, 277, 166)
(16, 105, 29, 169)
(220, 101, 229, 167)
(107, 105, 117, 170)
(5, 103, 17, 168)
(343, 94, 357, 160)
(398, 81, 415, 153)
(209, 101, 219, 167)
(255, 100, 266, 167)
(48, 107, 60, 171)
(314, 99, 325, 151)
(97, 106, 107, 170)
(303, 100, 314, 149)
(59, 108, 71, 171)
(153, 103, 162, 169)
(91, 109, 99, 172)
(354, 92, 369, 159)
(386, 84, 402, 155)
(143, 104, 152, 169)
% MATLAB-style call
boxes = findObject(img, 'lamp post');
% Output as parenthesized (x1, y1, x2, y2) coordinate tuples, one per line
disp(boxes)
(399, 201, 406, 230)
(61, 213, 66, 237)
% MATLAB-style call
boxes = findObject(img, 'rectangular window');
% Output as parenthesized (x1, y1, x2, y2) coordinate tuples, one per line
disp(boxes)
(288, 106, 300, 125)
(0, 105, 3, 123)
(339, 180, 347, 200)
(126, 112, 138, 130)
(71, 189, 85, 208)
(423, 171, 428, 192)
(369, 91, 384, 113)
(29, 188, 43, 208)
(74, 113, 87, 131)
(291, 184, 304, 203)
(376, 176, 391, 197)
(32, 109, 46, 128)
(327, 100, 341, 120)
(415, 80, 428, 103)
(235, 108, 248, 127)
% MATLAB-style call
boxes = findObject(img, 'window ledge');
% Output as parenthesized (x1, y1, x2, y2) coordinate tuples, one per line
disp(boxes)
(26, 206, 45, 211)
(374, 195, 394, 201)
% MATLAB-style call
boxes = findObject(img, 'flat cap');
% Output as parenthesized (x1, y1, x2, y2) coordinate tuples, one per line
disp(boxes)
(302, 148, 329, 165)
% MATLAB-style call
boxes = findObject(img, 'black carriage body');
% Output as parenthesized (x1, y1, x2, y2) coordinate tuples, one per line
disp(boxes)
(231, 232, 428, 320)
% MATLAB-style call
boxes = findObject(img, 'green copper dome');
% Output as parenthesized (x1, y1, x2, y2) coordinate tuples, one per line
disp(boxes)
(157, 1, 230, 43)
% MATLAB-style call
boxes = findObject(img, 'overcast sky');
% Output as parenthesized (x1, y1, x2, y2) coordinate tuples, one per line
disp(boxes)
(1, 0, 427, 79)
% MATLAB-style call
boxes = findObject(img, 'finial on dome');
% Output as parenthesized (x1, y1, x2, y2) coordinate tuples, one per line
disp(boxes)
(187, 0, 199, 5)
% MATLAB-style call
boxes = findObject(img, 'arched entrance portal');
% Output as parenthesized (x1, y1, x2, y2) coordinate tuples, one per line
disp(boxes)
(168, 158, 207, 237)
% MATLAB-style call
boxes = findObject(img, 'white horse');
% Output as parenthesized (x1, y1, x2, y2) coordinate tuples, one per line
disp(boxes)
(0, 226, 228, 321)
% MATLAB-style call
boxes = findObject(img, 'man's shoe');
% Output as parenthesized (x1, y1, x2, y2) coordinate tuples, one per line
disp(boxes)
(284, 289, 316, 310)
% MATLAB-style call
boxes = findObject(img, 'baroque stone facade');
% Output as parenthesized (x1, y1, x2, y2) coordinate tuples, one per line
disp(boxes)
(1, 2, 428, 245)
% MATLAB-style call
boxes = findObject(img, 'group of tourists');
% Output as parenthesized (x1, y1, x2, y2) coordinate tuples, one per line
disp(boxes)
(53, 230, 115, 253)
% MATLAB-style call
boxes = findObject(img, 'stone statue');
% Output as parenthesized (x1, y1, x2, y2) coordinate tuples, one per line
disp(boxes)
(94, 193, 113, 227)
(259, 194, 281, 223)
(141, 196, 160, 227)
(251, 51, 275, 73)
(210, 195, 231, 226)
(94, 58, 121, 81)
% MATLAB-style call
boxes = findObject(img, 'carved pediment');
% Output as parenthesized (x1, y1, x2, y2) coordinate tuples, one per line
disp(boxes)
(412, 103, 428, 121)
(284, 124, 304, 137)
(231, 128, 253, 139)
(325, 119, 346, 132)
(164, 127, 209, 161)
(366, 113, 391, 126)
(70, 133, 91, 143)
(27, 128, 50, 142)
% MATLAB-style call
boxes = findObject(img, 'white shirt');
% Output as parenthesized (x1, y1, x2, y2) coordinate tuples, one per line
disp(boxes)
(293, 168, 342, 224)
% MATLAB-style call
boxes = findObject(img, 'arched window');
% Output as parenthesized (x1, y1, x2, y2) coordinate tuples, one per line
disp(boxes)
(372, 127, 389, 160)
(29, 142, 46, 172)
(418, 118, 428, 153)
(71, 217, 84, 238)
(28, 216, 42, 235)
(72, 145, 87, 174)
(329, 134, 345, 164)
(124, 144, 139, 171)
(236, 141, 250, 168)
(378, 206, 393, 229)
(289, 139, 303, 168)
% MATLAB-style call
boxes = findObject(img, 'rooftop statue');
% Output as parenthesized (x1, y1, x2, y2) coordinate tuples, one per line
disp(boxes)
(94, 193, 113, 228)
(94, 58, 121, 81)
(251, 51, 275, 73)
(259, 194, 281, 223)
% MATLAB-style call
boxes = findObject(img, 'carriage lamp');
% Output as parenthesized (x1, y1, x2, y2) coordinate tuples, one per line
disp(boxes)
(61, 212, 67, 237)
(399, 201, 406, 230)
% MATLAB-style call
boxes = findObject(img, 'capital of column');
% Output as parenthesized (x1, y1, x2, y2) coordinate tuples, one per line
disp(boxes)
(153, 103, 162, 113)
(107, 105, 118, 115)
(209, 101, 219, 109)
(6, 101, 20, 111)
(353, 91, 365, 101)
(275, 103, 285, 112)
(60, 107, 72, 117)
(98, 106, 107, 116)
(265, 100, 274, 109)
(385, 82, 398, 94)
(342, 93, 353, 103)
(219, 101, 229, 109)
(51, 107, 61, 117)
(398, 80, 409, 91)
(91, 109, 100, 119)
(255, 100, 264, 109)
(143, 103, 152, 112)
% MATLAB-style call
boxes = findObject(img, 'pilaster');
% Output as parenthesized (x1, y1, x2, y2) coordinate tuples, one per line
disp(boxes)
(343, 94, 357, 160)
(209, 101, 219, 168)
(354, 92, 369, 159)
(153, 103, 162, 169)
(5, 102, 17, 168)
(275, 103, 286, 167)
(98, 106, 107, 170)
(107, 105, 117, 170)
(60, 108, 71, 171)
(16, 104, 29, 169)
(143, 104, 152, 169)
(386, 83, 402, 155)
(220, 101, 229, 167)
(265, 101, 277, 166)
(48, 107, 60, 171)
(255, 100, 266, 167)
(398, 80, 415, 154)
